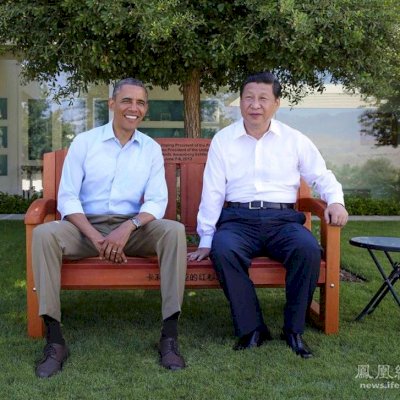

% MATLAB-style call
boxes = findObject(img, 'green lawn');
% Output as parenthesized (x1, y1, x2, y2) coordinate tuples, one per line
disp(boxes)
(1, 220, 400, 399)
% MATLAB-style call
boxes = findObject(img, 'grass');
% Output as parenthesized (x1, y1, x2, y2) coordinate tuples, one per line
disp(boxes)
(1, 220, 400, 399)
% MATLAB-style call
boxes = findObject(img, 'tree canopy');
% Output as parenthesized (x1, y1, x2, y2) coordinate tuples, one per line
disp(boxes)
(359, 50, 400, 148)
(1, 0, 399, 137)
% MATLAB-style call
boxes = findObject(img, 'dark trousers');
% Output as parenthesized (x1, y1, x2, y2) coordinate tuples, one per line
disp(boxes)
(210, 207, 321, 337)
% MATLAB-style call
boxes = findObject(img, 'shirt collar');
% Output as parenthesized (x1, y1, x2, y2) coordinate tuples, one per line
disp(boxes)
(269, 119, 282, 136)
(100, 120, 143, 146)
(233, 118, 281, 139)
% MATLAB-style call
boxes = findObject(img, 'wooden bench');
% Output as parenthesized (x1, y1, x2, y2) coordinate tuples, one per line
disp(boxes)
(25, 138, 341, 338)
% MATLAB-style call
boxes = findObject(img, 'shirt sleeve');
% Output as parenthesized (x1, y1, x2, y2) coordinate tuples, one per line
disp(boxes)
(57, 136, 87, 219)
(139, 143, 167, 219)
(299, 135, 345, 206)
(197, 137, 227, 248)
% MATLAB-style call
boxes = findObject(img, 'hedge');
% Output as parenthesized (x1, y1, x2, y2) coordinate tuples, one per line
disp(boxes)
(0, 192, 399, 216)
(0, 192, 41, 214)
(344, 195, 400, 216)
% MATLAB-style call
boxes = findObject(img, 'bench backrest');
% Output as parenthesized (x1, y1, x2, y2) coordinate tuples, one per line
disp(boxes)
(42, 138, 312, 235)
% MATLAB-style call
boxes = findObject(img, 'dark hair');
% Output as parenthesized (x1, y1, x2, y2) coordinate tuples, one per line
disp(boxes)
(240, 72, 282, 99)
(112, 78, 148, 99)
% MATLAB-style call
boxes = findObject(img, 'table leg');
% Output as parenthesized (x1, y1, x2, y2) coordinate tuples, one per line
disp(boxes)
(355, 268, 400, 321)
(355, 254, 400, 321)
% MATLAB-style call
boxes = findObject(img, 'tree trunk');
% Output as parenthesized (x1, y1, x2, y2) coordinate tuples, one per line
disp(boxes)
(182, 69, 201, 138)
(391, 113, 398, 146)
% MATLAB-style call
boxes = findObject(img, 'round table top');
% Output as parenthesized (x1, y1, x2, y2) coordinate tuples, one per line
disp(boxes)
(349, 236, 400, 252)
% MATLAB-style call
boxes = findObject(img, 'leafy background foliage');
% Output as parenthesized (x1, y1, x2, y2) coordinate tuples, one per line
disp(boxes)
(1, 0, 399, 101)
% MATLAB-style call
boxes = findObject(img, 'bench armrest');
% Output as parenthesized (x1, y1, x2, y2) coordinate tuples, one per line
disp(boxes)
(297, 197, 341, 256)
(297, 197, 326, 219)
(24, 198, 57, 225)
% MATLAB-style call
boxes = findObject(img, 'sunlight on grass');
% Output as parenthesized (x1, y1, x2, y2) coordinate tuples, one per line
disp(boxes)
(14, 279, 26, 288)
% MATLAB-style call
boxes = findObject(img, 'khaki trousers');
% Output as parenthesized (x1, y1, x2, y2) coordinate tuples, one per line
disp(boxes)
(32, 215, 187, 322)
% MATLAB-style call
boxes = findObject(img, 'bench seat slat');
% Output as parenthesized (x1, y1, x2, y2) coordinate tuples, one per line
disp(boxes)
(60, 258, 326, 289)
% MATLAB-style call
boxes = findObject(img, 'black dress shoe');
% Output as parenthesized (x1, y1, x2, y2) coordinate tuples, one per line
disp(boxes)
(280, 331, 313, 359)
(35, 343, 69, 378)
(158, 337, 186, 371)
(233, 328, 273, 351)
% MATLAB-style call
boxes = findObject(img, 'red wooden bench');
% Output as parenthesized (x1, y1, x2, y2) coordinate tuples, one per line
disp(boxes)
(24, 138, 341, 337)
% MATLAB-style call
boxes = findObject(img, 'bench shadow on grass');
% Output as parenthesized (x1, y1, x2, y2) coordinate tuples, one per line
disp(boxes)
(59, 288, 292, 348)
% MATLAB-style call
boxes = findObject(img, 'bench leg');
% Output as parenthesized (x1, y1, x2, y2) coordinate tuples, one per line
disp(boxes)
(309, 218, 340, 334)
(309, 284, 339, 334)
(322, 283, 339, 334)
(27, 285, 45, 338)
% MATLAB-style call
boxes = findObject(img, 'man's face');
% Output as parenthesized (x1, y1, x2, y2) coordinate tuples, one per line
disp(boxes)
(109, 84, 148, 135)
(240, 82, 280, 133)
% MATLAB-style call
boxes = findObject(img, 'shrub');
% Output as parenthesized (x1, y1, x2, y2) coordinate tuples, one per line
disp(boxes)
(0, 191, 399, 215)
(0, 192, 42, 214)
(344, 195, 400, 215)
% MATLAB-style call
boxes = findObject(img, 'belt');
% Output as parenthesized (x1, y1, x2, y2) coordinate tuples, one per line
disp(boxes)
(226, 201, 295, 210)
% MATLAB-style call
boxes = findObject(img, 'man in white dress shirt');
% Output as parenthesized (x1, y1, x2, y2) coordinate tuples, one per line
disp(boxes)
(33, 78, 187, 378)
(189, 72, 348, 358)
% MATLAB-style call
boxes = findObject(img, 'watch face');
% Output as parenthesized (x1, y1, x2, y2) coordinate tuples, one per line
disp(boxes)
(132, 218, 141, 228)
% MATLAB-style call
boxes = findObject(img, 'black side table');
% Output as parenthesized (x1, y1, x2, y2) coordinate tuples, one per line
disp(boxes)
(349, 236, 400, 321)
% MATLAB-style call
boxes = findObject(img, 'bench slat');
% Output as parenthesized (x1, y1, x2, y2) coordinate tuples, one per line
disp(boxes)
(60, 258, 326, 289)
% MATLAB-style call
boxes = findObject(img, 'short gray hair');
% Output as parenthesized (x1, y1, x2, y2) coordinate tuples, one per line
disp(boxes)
(112, 78, 148, 99)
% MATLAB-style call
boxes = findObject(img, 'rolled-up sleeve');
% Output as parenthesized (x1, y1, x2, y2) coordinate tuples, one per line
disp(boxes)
(57, 137, 87, 219)
(139, 143, 167, 219)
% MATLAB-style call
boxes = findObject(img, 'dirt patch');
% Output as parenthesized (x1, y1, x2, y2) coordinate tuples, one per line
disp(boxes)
(340, 268, 366, 282)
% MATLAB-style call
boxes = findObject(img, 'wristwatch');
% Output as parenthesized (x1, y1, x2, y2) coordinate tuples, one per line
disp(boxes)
(131, 217, 142, 230)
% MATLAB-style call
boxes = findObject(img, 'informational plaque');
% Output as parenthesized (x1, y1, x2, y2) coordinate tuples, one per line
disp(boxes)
(157, 138, 210, 163)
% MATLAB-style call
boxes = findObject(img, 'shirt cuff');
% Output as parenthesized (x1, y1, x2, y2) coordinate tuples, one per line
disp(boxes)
(139, 202, 166, 220)
(199, 235, 213, 249)
(58, 201, 84, 220)
(326, 195, 345, 207)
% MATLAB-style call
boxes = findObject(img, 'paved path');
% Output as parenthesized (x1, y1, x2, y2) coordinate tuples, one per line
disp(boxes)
(347, 216, 400, 221)
(0, 214, 25, 220)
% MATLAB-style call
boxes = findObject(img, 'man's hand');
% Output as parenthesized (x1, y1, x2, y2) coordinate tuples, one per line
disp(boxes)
(65, 213, 106, 254)
(324, 203, 349, 227)
(99, 221, 134, 264)
(188, 247, 211, 261)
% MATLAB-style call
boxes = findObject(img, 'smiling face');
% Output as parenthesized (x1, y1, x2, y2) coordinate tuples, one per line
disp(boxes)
(240, 82, 280, 138)
(108, 84, 148, 141)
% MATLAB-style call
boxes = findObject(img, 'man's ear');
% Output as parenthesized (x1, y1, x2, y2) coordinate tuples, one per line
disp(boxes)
(108, 97, 115, 111)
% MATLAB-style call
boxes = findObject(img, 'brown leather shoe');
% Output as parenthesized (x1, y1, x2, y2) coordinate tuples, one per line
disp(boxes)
(158, 337, 186, 370)
(35, 343, 69, 378)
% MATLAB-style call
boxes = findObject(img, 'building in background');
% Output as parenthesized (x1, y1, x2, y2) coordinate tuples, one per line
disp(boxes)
(1, 55, 399, 199)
